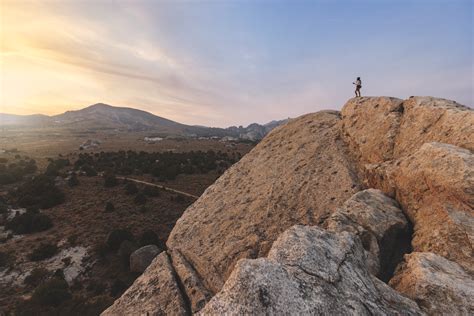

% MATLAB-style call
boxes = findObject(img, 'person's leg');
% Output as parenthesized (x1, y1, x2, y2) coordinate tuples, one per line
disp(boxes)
(355, 89, 358, 97)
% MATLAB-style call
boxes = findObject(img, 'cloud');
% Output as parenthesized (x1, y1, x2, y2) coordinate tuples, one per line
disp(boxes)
(1, 0, 472, 126)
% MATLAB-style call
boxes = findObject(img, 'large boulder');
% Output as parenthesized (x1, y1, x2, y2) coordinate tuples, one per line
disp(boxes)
(102, 252, 188, 316)
(167, 111, 362, 302)
(393, 96, 474, 158)
(341, 96, 474, 166)
(341, 96, 404, 165)
(200, 225, 422, 315)
(129, 245, 162, 273)
(367, 142, 473, 273)
(390, 252, 474, 315)
(325, 189, 411, 281)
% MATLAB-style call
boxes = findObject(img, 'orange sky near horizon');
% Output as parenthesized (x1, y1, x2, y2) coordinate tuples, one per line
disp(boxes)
(1, 1, 472, 126)
(1, 3, 105, 115)
(0, 1, 224, 124)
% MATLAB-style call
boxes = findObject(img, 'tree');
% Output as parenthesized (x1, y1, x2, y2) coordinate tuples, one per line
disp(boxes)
(105, 202, 115, 212)
(15, 175, 65, 209)
(104, 173, 118, 187)
(134, 193, 147, 205)
(124, 182, 138, 195)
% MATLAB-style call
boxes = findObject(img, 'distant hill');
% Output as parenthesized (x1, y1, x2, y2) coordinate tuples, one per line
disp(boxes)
(0, 103, 288, 140)
(0, 113, 51, 126)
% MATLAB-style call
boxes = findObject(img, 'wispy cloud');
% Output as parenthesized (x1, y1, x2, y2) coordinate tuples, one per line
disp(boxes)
(1, 0, 472, 126)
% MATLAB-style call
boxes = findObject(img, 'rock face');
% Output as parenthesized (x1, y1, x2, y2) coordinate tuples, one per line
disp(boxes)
(325, 188, 411, 281)
(102, 252, 188, 316)
(341, 96, 404, 165)
(167, 111, 362, 304)
(390, 252, 474, 315)
(393, 96, 474, 157)
(104, 96, 473, 315)
(129, 245, 162, 273)
(200, 225, 422, 315)
(367, 142, 473, 273)
(341, 96, 474, 165)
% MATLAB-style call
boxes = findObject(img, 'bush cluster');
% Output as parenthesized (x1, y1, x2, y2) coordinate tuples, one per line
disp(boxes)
(45, 158, 70, 177)
(24, 268, 50, 287)
(143, 186, 160, 197)
(31, 278, 71, 307)
(5, 209, 53, 234)
(103, 173, 118, 187)
(124, 182, 138, 195)
(74, 150, 236, 181)
(28, 243, 58, 261)
(106, 229, 134, 251)
(68, 174, 79, 187)
(0, 251, 12, 267)
(0, 158, 37, 185)
(14, 175, 65, 209)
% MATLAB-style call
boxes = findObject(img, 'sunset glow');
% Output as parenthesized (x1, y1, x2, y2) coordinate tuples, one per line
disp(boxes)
(1, 0, 472, 126)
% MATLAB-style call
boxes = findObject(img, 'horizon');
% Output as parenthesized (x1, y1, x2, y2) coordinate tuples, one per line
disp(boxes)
(1, 0, 473, 127)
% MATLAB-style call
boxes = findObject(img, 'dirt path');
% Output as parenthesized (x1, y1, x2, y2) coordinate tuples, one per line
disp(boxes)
(117, 177, 200, 199)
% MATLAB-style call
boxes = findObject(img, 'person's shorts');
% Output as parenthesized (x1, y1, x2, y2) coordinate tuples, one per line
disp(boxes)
(356, 85, 362, 89)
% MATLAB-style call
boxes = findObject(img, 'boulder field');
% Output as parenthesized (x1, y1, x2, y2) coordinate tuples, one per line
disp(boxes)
(103, 96, 473, 315)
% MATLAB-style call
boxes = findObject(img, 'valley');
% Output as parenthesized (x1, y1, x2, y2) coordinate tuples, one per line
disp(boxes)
(0, 134, 255, 315)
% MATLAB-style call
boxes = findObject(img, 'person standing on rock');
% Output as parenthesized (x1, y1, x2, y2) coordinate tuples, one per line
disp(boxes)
(353, 77, 362, 97)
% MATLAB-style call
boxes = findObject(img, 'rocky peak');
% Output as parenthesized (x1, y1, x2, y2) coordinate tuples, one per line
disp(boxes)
(103, 96, 473, 315)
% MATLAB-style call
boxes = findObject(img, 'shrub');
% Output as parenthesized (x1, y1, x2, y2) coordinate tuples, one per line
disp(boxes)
(106, 229, 134, 251)
(67, 174, 79, 187)
(104, 173, 118, 187)
(67, 235, 78, 246)
(15, 175, 65, 209)
(0, 201, 7, 215)
(6, 210, 53, 234)
(175, 195, 186, 203)
(124, 182, 138, 195)
(139, 230, 164, 248)
(0, 251, 12, 267)
(110, 279, 127, 297)
(31, 278, 71, 306)
(134, 193, 147, 205)
(24, 267, 50, 287)
(143, 186, 160, 197)
(45, 158, 70, 177)
(81, 164, 97, 176)
(105, 201, 115, 212)
(28, 243, 58, 261)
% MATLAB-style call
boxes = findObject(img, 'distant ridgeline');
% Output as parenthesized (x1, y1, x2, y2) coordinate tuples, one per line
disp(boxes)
(0, 103, 288, 141)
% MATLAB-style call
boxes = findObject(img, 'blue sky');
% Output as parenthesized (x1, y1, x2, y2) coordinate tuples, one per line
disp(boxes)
(1, 0, 472, 126)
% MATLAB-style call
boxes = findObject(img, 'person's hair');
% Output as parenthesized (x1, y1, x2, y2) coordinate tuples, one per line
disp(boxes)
(357, 77, 360, 80)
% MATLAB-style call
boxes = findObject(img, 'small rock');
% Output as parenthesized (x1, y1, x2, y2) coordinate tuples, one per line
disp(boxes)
(130, 245, 162, 273)
(390, 252, 474, 315)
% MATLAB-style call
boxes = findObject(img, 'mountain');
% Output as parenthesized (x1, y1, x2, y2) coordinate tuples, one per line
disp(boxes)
(0, 113, 51, 126)
(52, 103, 188, 133)
(103, 96, 474, 315)
(0, 103, 287, 140)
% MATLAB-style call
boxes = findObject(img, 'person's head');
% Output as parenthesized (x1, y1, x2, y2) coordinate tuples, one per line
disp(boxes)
(357, 77, 360, 80)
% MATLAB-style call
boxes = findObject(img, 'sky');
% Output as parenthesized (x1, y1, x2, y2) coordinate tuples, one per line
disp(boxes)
(0, 0, 472, 127)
